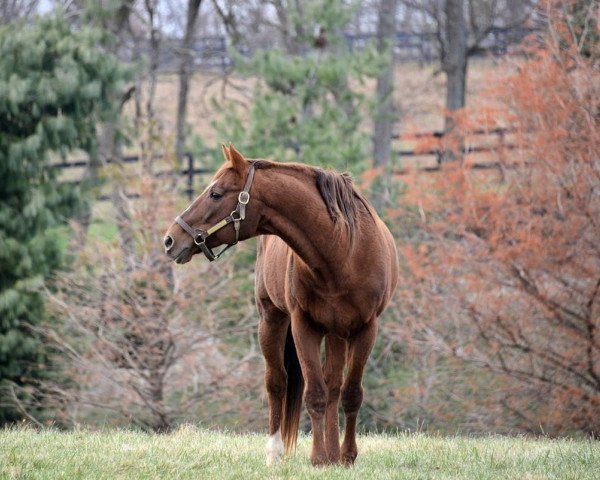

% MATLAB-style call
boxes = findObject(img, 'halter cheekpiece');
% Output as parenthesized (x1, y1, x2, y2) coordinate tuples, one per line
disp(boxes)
(175, 164, 256, 261)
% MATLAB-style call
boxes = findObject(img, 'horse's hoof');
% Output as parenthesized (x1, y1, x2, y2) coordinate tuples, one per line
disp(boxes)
(310, 453, 329, 467)
(266, 431, 284, 466)
(266, 451, 282, 466)
(342, 451, 357, 466)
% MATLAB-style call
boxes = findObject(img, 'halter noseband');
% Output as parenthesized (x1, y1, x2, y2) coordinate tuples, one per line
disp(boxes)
(175, 165, 256, 262)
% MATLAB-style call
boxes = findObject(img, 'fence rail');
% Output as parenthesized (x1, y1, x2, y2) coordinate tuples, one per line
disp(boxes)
(157, 26, 534, 71)
(54, 152, 214, 201)
(392, 127, 520, 176)
(57, 128, 518, 201)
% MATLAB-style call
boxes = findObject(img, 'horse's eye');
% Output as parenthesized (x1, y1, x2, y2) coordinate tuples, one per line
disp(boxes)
(210, 191, 223, 200)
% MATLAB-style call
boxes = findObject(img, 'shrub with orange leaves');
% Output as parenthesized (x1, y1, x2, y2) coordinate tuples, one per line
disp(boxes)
(396, 0, 600, 435)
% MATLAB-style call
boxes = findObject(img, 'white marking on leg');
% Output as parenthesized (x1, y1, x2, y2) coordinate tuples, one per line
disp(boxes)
(266, 429, 284, 466)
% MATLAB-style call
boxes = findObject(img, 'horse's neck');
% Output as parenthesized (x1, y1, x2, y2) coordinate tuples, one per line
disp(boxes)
(255, 165, 355, 281)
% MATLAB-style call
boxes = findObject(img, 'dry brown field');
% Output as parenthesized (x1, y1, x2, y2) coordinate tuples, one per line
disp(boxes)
(151, 57, 505, 148)
(148, 57, 514, 173)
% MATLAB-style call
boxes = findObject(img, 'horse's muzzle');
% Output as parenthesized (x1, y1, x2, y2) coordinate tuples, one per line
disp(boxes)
(173, 247, 192, 264)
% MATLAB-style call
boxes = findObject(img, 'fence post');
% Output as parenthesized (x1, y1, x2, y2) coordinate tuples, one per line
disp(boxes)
(497, 129, 507, 182)
(186, 153, 194, 200)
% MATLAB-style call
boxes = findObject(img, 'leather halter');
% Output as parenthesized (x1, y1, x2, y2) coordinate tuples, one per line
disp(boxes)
(175, 164, 256, 262)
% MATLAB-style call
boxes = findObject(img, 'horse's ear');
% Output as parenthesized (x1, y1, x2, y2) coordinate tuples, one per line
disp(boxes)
(221, 144, 231, 162)
(228, 144, 248, 176)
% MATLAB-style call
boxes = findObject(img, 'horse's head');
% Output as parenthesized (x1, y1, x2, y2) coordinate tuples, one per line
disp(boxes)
(164, 144, 259, 264)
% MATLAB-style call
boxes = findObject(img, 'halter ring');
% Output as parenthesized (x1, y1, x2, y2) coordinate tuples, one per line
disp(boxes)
(194, 233, 206, 246)
(238, 191, 250, 204)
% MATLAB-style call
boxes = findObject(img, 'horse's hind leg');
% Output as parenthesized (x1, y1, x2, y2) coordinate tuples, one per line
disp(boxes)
(257, 297, 289, 465)
(341, 318, 378, 465)
(323, 335, 346, 464)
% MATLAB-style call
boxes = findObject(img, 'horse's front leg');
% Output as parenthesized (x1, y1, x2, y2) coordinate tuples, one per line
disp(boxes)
(323, 335, 346, 464)
(258, 298, 290, 466)
(291, 310, 328, 466)
(341, 318, 378, 466)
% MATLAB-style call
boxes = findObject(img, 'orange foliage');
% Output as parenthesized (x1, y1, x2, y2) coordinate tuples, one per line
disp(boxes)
(360, 166, 384, 191)
(413, 135, 441, 155)
(397, 1, 600, 435)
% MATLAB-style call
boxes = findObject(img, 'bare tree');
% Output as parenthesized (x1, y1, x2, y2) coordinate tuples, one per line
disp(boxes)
(57, 1, 138, 255)
(402, 0, 533, 139)
(270, 0, 306, 55)
(32, 163, 261, 431)
(371, 0, 399, 211)
(372, 0, 399, 169)
(106, 5, 137, 266)
(176, 0, 203, 162)
(42, 251, 258, 432)
(441, 0, 467, 134)
(143, 0, 162, 123)
(209, 0, 314, 53)
(0, 0, 38, 25)
(210, 0, 243, 48)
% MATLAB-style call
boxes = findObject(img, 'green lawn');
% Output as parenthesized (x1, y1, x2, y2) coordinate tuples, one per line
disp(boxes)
(1, 428, 598, 479)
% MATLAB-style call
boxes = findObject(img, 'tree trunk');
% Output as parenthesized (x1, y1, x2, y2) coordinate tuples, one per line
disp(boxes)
(443, 0, 468, 134)
(98, 0, 137, 267)
(176, 0, 203, 163)
(68, 0, 135, 246)
(148, 374, 171, 432)
(272, 0, 305, 55)
(104, 122, 136, 269)
(371, 0, 398, 212)
(210, 0, 243, 50)
(140, 0, 162, 177)
(372, 0, 398, 169)
(144, 0, 161, 124)
(68, 152, 102, 252)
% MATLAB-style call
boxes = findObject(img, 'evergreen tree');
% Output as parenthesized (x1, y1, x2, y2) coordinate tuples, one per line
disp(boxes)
(212, 0, 386, 173)
(0, 14, 130, 423)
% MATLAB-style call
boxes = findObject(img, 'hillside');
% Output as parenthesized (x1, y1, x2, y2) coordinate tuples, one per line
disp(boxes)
(2, 427, 598, 479)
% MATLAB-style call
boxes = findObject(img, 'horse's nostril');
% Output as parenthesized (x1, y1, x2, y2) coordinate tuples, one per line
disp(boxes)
(164, 235, 174, 250)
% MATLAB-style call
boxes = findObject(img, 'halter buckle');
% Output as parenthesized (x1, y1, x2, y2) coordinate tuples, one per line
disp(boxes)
(238, 191, 250, 204)
(194, 231, 206, 246)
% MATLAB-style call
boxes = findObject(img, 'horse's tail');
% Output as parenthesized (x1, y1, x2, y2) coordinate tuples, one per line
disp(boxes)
(281, 324, 304, 454)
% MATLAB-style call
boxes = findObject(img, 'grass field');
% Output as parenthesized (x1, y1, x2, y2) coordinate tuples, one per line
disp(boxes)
(1, 427, 598, 480)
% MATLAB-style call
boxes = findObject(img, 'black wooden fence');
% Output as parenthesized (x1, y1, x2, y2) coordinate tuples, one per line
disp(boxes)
(56, 128, 515, 202)
(159, 27, 534, 71)
(55, 153, 214, 201)
(392, 127, 517, 175)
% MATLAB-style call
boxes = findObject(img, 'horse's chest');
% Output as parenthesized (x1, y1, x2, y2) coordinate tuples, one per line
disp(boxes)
(315, 298, 363, 333)
(290, 285, 372, 336)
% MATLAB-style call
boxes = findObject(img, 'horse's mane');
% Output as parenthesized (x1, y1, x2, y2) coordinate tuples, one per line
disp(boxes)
(252, 159, 372, 243)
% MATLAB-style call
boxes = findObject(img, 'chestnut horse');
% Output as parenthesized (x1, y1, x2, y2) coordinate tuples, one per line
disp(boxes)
(164, 145, 398, 466)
